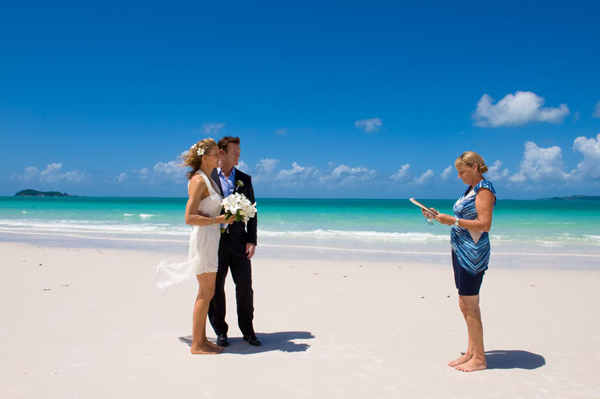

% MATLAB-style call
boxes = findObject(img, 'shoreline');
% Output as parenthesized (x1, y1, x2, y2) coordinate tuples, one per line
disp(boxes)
(2, 232, 600, 271)
(3, 197, 600, 259)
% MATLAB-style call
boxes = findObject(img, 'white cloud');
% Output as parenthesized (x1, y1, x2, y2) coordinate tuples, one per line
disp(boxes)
(115, 172, 128, 184)
(390, 164, 410, 181)
(473, 91, 570, 127)
(255, 158, 279, 175)
(64, 171, 85, 182)
(131, 158, 188, 185)
(237, 160, 250, 173)
(572, 133, 600, 180)
(252, 158, 280, 182)
(355, 117, 382, 133)
(251, 160, 377, 187)
(486, 160, 510, 181)
(11, 163, 85, 183)
(414, 169, 434, 185)
(203, 122, 225, 135)
(276, 162, 319, 182)
(320, 164, 377, 185)
(132, 168, 150, 181)
(510, 142, 568, 183)
(39, 163, 62, 182)
(275, 128, 287, 136)
(11, 166, 39, 182)
(153, 160, 185, 183)
(41, 163, 85, 183)
(593, 101, 600, 118)
(440, 165, 454, 180)
(117, 158, 188, 185)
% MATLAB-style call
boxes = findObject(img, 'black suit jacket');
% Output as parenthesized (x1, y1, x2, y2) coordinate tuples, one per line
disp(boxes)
(211, 168, 258, 252)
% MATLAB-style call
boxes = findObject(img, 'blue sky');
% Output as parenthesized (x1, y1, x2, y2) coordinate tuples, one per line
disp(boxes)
(1, 0, 599, 199)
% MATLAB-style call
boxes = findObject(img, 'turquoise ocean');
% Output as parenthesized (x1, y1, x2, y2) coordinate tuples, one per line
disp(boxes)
(1, 197, 599, 262)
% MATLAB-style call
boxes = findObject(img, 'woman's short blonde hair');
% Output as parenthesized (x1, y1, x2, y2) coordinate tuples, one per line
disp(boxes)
(455, 151, 488, 174)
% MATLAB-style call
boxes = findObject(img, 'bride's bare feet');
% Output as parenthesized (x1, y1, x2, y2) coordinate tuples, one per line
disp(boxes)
(448, 353, 472, 367)
(454, 357, 487, 372)
(190, 343, 222, 355)
(204, 340, 222, 351)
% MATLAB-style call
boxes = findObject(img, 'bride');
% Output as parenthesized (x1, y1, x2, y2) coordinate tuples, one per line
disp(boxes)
(156, 138, 234, 354)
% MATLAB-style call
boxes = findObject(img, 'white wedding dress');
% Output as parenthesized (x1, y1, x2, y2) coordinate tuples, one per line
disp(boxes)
(156, 171, 222, 295)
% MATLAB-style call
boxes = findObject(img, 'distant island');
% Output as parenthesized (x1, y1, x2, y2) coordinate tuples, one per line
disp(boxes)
(14, 189, 78, 197)
(539, 195, 600, 201)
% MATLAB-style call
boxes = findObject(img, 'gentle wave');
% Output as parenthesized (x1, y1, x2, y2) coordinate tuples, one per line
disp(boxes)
(0, 221, 449, 242)
(260, 243, 600, 258)
(1, 219, 599, 248)
(257, 229, 449, 242)
(3, 229, 600, 258)
(0, 219, 190, 236)
(139, 214, 154, 218)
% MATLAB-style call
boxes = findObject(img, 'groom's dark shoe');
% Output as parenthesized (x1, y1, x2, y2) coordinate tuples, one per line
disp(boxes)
(216, 333, 229, 347)
(243, 334, 261, 346)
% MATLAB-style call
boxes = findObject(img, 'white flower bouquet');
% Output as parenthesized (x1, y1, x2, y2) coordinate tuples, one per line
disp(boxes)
(220, 192, 257, 233)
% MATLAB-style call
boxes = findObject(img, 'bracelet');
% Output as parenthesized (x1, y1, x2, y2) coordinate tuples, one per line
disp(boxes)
(212, 217, 216, 224)
(453, 217, 460, 227)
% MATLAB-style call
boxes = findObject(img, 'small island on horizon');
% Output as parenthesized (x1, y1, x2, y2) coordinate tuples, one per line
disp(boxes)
(538, 194, 600, 201)
(14, 189, 79, 198)
(9, 191, 599, 200)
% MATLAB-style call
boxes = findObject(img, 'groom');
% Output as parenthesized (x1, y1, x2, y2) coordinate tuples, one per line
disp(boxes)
(208, 136, 260, 346)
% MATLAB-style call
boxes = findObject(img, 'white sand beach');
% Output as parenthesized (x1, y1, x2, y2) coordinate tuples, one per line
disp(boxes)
(1, 241, 599, 398)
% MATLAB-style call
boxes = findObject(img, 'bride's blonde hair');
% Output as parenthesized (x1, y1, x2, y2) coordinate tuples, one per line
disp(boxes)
(182, 138, 217, 180)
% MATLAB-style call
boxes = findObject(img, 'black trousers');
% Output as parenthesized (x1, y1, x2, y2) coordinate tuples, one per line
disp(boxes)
(208, 234, 255, 336)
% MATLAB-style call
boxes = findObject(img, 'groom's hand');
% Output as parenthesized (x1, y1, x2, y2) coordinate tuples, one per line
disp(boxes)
(246, 243, 256, 259)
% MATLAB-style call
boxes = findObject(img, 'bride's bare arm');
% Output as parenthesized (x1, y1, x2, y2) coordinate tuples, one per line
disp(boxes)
(184, 176, 234, 226)
(185, 176, 214, 226)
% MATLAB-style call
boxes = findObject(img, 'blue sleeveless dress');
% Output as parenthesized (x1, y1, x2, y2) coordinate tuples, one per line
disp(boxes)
(451, 180, 496, 276)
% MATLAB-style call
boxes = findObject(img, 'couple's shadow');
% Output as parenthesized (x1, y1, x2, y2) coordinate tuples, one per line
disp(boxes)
(485, 350, 546, 370)
(179, 331, 314, 355)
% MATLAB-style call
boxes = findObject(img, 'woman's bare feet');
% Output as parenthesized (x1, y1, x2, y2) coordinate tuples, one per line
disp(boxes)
(190, 343, 222, 355)
(204, 340, 222, 351)
(448, 353, 472, 367)
(454, 357, 487, 372)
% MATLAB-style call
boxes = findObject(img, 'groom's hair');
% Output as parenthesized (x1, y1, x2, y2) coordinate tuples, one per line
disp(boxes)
(218, 136, 241, 152)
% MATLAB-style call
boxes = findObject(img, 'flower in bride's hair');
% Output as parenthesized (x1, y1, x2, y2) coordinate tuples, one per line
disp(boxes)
(197, 148, 205, 156)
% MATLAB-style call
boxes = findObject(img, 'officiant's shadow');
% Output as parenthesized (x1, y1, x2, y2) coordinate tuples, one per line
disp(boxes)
(179, 331, 314, 355)
(485, 350, 545, 370)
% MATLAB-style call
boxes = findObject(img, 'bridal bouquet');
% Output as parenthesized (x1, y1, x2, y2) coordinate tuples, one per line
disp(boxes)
(221, 193, 257, 233)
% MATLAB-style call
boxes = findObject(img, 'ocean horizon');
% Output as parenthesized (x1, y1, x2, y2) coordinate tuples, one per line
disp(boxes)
(1, 196, 599, 262)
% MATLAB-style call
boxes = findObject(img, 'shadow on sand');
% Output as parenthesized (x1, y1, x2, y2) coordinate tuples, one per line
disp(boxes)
(485, 350, 546, 370)
(179, 331, 314, 355)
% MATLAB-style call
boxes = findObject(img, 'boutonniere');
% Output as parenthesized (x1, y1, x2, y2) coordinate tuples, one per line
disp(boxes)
(235, 180, 244, 189)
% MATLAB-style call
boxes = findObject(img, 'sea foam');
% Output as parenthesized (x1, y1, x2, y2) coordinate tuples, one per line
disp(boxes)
(257, 229, 449, 242)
